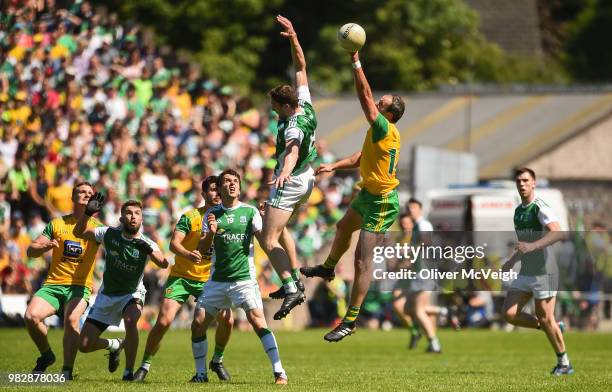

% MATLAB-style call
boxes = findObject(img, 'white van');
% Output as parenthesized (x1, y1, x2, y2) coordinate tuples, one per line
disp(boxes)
(425, 182, 569, 258)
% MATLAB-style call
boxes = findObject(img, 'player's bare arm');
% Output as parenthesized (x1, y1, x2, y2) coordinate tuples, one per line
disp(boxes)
(350, 51, 378, 124)
(277, 15, 308, 87)
(516, 221, 565, 255)
(170, 230, 202, 263)
(26, 235, 60, 258)
(271, 140, 300, 188)
(198, 213, 217, 254)
(316, 151, 362, 175)
(150, 250, 171, 269)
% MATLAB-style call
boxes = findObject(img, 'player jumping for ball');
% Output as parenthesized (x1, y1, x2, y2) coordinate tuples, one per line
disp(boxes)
(263, 15, 318, 320)
(301, 49, 405, 342)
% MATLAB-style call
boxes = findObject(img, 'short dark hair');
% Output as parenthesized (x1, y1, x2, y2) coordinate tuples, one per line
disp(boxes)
(72, 181, 93, 198)
(408, 198, 422, 208)
(269, 84, 298, 108)
(202, 176, 218, 193)
(121, 200, 142, 215)
(387, 95, 405, 123)
(514, 167, 536, 180)
(217, 169, 241, 190)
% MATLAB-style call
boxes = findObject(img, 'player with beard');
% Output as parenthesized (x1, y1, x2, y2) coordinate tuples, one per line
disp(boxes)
(75, 196, 171, 381)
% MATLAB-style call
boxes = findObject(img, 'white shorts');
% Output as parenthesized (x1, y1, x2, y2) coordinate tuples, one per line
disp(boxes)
(509, 274, 557, 299)
(87, 285, 146, 327)
(267, 166, 315, 212)
(196, 280, 263, 316)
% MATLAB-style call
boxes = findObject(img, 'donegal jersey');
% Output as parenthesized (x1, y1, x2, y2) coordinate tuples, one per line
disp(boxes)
(171, 207, 212, 282)
(41, 214, 103, 289)
(359, 113, 400, 195)
(94, 226, 160, 296)
(202, 202, 262, 283)
(275, 85, 317, 175)
(513, 197, 558, 276)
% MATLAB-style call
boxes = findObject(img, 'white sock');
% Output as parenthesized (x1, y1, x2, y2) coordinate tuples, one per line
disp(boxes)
(430, 337, 441, 351)
(192, 337, 208, 376)
(557, 352, 570, 366)
(106, 338, 120, 352)
(283, 281, 297, 294)
(259, 329, 284, 374)
(141, 362, 151, 371)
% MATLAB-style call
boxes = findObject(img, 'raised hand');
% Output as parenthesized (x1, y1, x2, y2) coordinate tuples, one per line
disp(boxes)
(85, 192, 105, 217)
(276, 15, 296, 38)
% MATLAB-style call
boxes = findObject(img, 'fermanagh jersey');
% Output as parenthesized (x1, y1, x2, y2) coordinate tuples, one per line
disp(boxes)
(202, 202, 262, 283)
(94, 226, 160, 296)
(41, 214, 103, 289)
(513, 197, 558, 276)
(275, 85, 317, 176)
(172, 206, 213, 282)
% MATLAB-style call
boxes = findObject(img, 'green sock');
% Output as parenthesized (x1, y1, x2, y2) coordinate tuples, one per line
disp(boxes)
(343, 306, 360, 324)
(291, 268, 300, 281)
(212, 345, 225, 363)
(281, 276, 295, 285)
(323, 256, 338, 269)
(143, 353, 154, 365)
(409, 325, 419, 336)
(140, 353, 154, 371)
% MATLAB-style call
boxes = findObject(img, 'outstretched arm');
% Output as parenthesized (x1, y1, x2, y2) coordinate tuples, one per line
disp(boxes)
(350, 52, 378, 124)
(315, 151, 362, 175)
(277, 15, 308, 88)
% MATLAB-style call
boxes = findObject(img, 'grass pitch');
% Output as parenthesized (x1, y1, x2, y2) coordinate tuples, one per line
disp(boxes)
(1, 328, 610, 391)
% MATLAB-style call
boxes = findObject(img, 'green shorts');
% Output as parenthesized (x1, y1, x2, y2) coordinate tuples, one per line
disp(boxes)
(350, 188, 400, 233)
(34, 284, 91, 312)
(163, 276, 205, 303)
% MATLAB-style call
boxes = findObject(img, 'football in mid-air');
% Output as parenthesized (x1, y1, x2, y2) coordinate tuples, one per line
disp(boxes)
(337, 23, 366, 52)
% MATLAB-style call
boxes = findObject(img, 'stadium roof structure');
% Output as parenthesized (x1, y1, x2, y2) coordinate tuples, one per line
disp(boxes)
(313, 92, 612, 180)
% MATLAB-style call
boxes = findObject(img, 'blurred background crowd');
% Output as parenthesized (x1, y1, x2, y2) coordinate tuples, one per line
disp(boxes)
(0, 0, 356, 324)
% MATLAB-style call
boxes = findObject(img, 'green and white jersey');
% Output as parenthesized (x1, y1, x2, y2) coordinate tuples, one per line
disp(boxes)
(94, 226, 160, 296)
(275, 85, 318, 176)
(513, 197, 558, 276)
(202, 202, 262, 283)
(412, 217, 433, 272)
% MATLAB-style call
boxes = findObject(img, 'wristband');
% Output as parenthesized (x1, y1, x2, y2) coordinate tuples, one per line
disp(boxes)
(168, 258, 176, 267)
(352, 61, 362, 69)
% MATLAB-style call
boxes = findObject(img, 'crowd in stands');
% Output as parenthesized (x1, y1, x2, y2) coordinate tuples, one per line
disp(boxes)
(0, 0, 355, 317)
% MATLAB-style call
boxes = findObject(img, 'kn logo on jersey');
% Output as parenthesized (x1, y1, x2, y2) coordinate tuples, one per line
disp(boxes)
(63, 240, 83, 259)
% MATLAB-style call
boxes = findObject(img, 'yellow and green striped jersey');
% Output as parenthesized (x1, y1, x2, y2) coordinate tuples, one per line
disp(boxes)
(171, 207, 212, 282)
(359, 113, 400, 195)
(41, 214, 103, 289)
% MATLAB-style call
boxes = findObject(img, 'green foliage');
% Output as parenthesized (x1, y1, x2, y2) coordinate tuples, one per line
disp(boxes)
(563, 0, 612, 82)
(94, 0, 570, 92)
